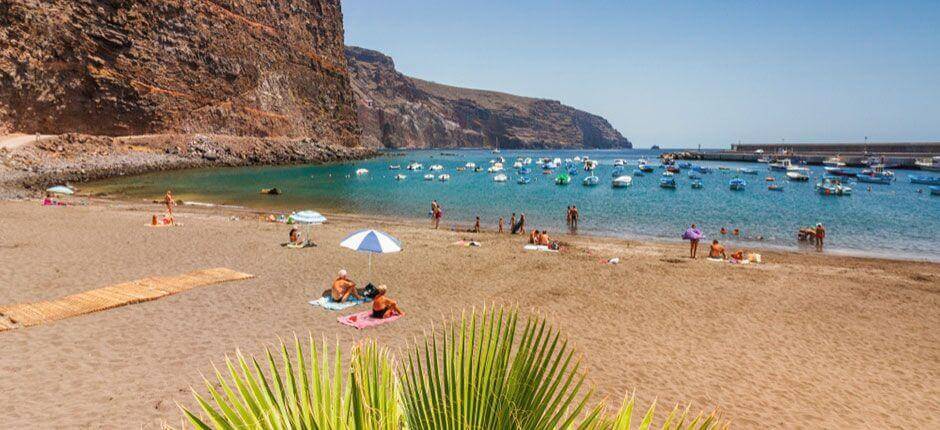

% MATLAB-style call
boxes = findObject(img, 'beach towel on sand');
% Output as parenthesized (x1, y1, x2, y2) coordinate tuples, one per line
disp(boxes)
(338, 310, 401, 329)
(309, 296, 370, 311)
(524, 244, 558, 253)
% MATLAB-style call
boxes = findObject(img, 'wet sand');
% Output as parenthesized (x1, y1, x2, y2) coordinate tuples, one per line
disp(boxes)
(0, 199, 937, 428)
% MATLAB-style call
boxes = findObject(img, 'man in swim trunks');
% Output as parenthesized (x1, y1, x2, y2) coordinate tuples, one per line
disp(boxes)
(571, 206, 579, 229)
(815, 223, 826, 251)
(331, 269, 361, 302)
(539, 230, 552, 246)
(709, 240, 726, 259)
(371, 285, 404, 318)
(164, 190, 175, 215)
(498, 217, 504, 233)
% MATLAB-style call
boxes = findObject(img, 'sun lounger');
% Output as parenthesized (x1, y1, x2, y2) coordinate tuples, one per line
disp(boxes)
(309, 296, 370, 311)
(337, 310, 401, 329)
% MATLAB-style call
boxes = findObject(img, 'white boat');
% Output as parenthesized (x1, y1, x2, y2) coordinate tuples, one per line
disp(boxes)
(823, 156, 846, 167)
(786, 171, 809, 181)
(612, 175, 633, 188)
(787, 165, 810, 174)
(613, 159, 626, 167)
(407, 162, 424, 171)
(388, 165, 401, 170)
(816, 177, 852, 196)
(523, 157, 532, 165)
(355, 168, 369, 176)
(394, 174, 407, 181)
(915, 156, 940, 172)
(662, 171, 675, 177)
(573, 156, 582, 162)
(583, 160, 598, 171)
(553, 157, 562, 165)
(769, 159, 792, 171)
(512, 161, 523, 169)
(429, 164, 444, 171)
(423, 174, 435, 181)
(582, 175, 600, 186)
(465, 162, 476, 169)
(438, 174, 450, 181)
(493, 173, 508, 182)
(487, 163, 504, 173)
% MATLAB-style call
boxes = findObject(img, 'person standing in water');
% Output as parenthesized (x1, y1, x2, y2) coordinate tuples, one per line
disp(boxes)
(815, 223, 826, 251)
(498, 217, 504, 233)
(509, 213, 516, 233)
(571, 206, 580, 230)
(565, 206, 572, 227)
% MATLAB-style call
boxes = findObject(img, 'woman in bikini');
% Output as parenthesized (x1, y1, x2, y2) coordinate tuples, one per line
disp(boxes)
(371, 285, 403, 318)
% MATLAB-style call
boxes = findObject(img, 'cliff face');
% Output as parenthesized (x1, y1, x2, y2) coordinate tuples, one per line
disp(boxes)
(346, 46, 631, 149)
(0, 0, 360, 146)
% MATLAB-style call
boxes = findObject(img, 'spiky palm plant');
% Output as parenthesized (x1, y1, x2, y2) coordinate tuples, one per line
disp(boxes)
(178, 306, 727, 429)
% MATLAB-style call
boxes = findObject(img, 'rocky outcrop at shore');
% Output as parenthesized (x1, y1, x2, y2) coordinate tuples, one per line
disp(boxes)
(0, 134, 375, 197)
(0, 0, 360, 146)
(346, 46, 631, 149)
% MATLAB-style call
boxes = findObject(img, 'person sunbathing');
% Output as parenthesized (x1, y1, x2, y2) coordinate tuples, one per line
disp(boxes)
(730, 250, 745, 261)
(289, 227, 302, 244)
(529, 229, 540, 244)
(371, 285, 403, 318)
(331, 269, 361, 302)
(538, 230, 552, 246)
(709, 240, 726, 259)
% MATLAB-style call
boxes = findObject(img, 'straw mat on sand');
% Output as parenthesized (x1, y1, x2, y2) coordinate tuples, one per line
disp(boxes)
(0, 268, 253, 331)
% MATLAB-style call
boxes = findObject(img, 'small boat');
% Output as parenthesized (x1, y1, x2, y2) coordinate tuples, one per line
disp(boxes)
(756, 157, 771, 163)
(394, 174, 407, 181)
(738, 168, 758, 175)
(260, 187, 281, 195)
(638, 163, 655, 173)
(493, 173, 508, 182)
(765, 177, 775, 182)
(769, 159, 792, 171)
(573, 156, 582, 162)
(567, 167, 580, 176)
(691, 165, 713, 174)
(612, 175, 633, 188)
(492, 148, 501, 154)
(717, 166, 731, 172)
(688, 172, 701, 180)
(824, 167, 856, 177)
(423, 174, 435, 181)
(512, 161, 523, 169)
(823, 156, 846, 167)
(930, 185, 940, 195)
(677, 161, 693, 169)
(474, 166, 484, 173)
(456, 167, 466, 172)
(768, 184, 784, 192)
(355, 168, 369, 176)
(855, 173, 892, 184)
(915, 156, 940, 172)
(666, 165, 680, 173)
(388, 165, 401, 170)
(816, 177, 852, 196)
(555, 173, 571, 185)
(487, 163, 504, 173)
(659, 175, 677, 189)
(407, 162, 424, 171)
(438, 174, 450, 181)
(465, 162, 476, 169)
(662, 171, 675, 177)
(729, 177, 747, 191)
(518, 167, 532, 175)
(523, 157, 532, 165)
(690, 179, 703, 189)
(582, 175, 600, 186)
(517, 176, 531, 185)
(613, 159, 626, 167)
(429, 164, 444, 171)
(786, 171, 809, 181)
(909, 175, 940, 185)
(583, 160, 598, 171)
(861, 165, 894, 178)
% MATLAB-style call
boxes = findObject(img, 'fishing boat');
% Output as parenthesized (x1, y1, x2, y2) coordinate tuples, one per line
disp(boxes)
(769, 159, 792, 171)
(582, 174, 600, 186)
(423, 174, 435, 181)
(512, 161, 524, 169)
(855, 173, 892, 184)
(388, 165, 401, 170)
(860, 164, 894, 178)
(465, 162, 476, 169)
(517, 176, 531, 185)
(738, 168, 758, 175)
(612, 175, 633, 188)
(930, 186, 940, 195)
(915, 156, 940, 172)
(824, 167, 856, 177)
(659, 175, 677, 189)
(638, 163, 655, 173)
(768, 184, 784, 192)
(493, 173, 508, 182)
(816, 177, 852, 196)
(613, 159, 626, 167)
(677, 161, 693, 169)
(555, 173, 571, 185)
(909, 175, 940, 185)
(407, 162, 424, 171)
(431, 164, 445, 171)
(665, 165, 680, 173)
(786, 171, 809, 181)
(632, 169, 645, 177)
(823, 156, 846, 167)
(438, 174, 450, 182)
(688, 172, 702, 180)
(662, 171, 675, 177)
(355, 168, 369, 176)
(729, 177, 747, 191)
(756, 157, 771, 163)
(394, 174, 407, 181)
(487, 163, 504, 173)
(690, 179, 703, 189)
(691, 165, 713, 174)
(518, 167, 532, 175)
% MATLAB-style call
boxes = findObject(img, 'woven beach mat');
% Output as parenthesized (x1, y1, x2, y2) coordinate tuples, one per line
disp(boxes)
(0, 268, 253, 330)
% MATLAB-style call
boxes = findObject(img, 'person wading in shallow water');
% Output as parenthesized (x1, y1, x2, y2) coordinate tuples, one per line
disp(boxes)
(815, 223, 826, 252)
(570, 205, 580, 230)
(431, 200, 443, 229)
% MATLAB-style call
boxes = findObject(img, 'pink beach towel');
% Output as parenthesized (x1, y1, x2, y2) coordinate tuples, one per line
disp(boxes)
(338, 310, 401, 330)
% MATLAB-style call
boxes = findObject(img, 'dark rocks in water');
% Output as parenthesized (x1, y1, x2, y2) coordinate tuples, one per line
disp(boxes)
(651, 145, 661, 150)
(345, 46, 631, 150)
(0, 0, 360, 147)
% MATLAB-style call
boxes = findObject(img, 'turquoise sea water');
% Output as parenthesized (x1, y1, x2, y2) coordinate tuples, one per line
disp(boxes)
(87, 149, 940, 261)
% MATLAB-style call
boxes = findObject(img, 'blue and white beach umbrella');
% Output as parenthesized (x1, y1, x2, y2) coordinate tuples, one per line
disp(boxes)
(290, 210, 327, 224)
(340, 229, 402, 279)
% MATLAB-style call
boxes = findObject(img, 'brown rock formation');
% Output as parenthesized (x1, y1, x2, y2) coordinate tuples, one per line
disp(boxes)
(346, 46, 631, 149)
(0, 0, 360, 146)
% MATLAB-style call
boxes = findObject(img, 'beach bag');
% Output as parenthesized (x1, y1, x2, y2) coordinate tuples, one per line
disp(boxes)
(363, 283, 378, 299)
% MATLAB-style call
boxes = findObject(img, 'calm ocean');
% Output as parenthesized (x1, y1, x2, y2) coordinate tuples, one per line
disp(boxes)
(87, 149, 940, 261)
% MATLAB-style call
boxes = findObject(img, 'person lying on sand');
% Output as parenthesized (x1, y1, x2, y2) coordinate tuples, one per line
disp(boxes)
(529, 229, 540, 244)
(709, 240, 726, 259)
(371, 284, 403, 318)
(730, 250, 746, 261)
(331, 269, 361, 302)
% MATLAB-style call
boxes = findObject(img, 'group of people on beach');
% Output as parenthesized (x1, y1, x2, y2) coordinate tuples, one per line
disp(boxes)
(330, 269, 404, 319)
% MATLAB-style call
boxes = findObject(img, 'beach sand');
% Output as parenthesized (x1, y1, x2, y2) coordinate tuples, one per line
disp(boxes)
(0, 199, 937, 428)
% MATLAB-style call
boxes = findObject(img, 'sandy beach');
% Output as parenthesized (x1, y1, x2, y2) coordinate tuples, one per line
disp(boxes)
(0, 198, 937, 428)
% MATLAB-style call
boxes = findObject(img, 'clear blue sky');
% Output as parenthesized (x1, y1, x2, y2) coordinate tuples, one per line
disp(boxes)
(342, 0, 939, 148)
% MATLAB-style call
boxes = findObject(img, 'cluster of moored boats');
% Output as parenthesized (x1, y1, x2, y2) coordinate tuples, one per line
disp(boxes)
(376, 155, 940, 196)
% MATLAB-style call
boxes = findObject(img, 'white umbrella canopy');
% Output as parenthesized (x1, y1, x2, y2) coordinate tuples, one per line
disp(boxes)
(46, 185, 74, 195)
(340, 229, 402, 280)
(288, 211, 327, 245)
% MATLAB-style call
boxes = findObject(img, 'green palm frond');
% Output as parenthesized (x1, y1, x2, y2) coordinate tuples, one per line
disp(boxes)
(175, 306, 729, 430)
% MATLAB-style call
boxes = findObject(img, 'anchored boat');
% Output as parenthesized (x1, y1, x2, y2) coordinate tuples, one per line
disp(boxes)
(659, 175, 677, 189)
(729, 177, 747, 191)
(816, 177, 852, 196)
(582, 174, 600, 186)
(612, 175, 633, 188)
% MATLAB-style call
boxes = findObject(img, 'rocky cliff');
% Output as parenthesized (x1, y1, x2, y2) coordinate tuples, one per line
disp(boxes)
(346, 46, 630, 149)
(0, 0, 360, 146)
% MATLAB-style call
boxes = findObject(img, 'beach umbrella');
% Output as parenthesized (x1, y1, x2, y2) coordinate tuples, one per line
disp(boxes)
(340, 229, 402, 280)
(289, 210, 326, 244)
(46, 185, 74, 195)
